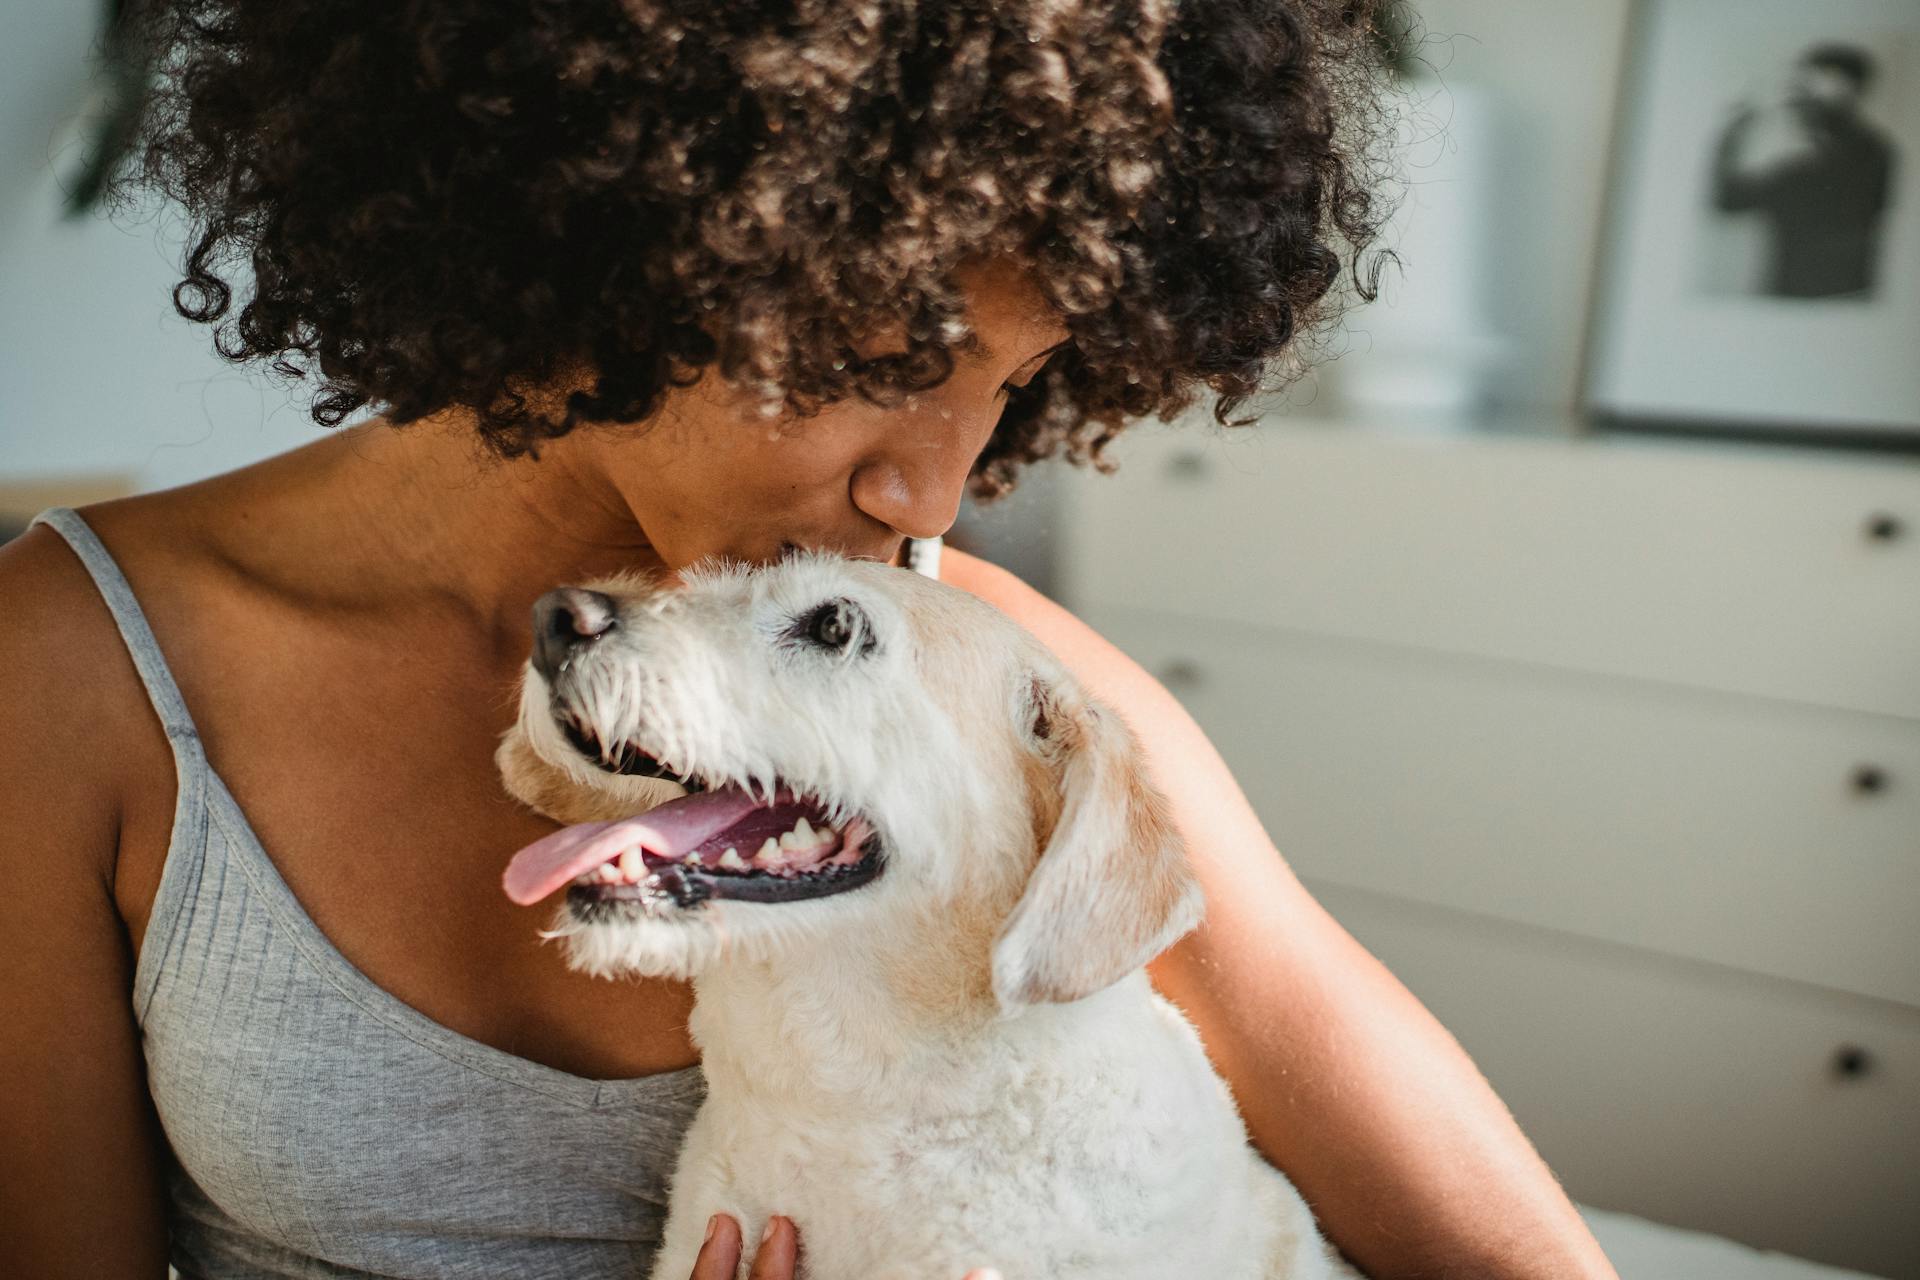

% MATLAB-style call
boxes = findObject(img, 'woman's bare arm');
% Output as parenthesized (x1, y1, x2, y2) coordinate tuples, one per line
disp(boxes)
(943, 548, 1619, 1280)
(0, 527, 173, 1277)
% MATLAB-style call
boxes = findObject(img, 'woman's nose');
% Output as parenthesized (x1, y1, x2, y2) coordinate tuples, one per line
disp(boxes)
(849, 437, 980, 542)
(531, 587, 618, 682)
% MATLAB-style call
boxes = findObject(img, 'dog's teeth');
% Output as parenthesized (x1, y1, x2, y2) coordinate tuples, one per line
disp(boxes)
(599, 861, 622, 884)
(757, 837, 781, 863)
(682, 852, 701, 867)
(780, 816, 826, 852)
(618, 848, 644, 882)
(718, 848, 748, 872)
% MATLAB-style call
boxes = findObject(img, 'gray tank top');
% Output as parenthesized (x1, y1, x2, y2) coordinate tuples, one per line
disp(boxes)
(29, 505, 943, 1280)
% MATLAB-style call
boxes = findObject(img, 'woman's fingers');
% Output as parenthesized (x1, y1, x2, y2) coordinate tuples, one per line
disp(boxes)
(691, 1213, 991, 1280)
(746, 1214, 799, 1280)
(690, 1213, 743, 1280)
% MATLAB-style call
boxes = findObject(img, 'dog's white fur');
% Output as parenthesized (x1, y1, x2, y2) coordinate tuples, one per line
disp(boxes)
(498, 551, 1359, 1279)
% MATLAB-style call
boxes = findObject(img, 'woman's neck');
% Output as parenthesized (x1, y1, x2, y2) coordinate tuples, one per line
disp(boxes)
(211, 410, 670, 649)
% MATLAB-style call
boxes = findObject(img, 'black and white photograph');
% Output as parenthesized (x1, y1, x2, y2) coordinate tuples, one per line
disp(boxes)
(1701, 38, 1903, 301)
(1587, 0, 1920, 436)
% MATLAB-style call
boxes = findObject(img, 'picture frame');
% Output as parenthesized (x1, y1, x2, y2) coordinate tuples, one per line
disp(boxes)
(1584, 0, 1920, 443)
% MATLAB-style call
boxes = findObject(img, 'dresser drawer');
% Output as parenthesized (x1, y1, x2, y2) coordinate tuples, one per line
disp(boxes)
(1307, 881, 1920, 1279)
(1081, 603, 1920, 1006)
(1058, 420, 1920, 717)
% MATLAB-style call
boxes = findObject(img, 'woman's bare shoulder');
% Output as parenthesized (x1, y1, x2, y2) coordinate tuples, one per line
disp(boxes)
(936, 546, 1112, 662)
(0, 519, 169, 859)
(0, 490, 231, 731)
(0, 496, 211, 927)
(0, 522, 179, 1274)
(0, 517, 155, 744)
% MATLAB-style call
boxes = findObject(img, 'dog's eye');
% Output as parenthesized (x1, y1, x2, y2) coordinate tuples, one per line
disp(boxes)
(812, 603, 852, 648)
(795, 597, 876, 657)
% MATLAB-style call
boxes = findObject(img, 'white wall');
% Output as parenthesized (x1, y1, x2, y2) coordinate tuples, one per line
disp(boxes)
(0, 174, 339, 495)
(0, 4, 335, 497)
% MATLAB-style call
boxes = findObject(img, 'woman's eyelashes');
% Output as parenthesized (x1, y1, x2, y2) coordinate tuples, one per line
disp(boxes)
(999, 357, 1054, 397)
(1005, 340, 1069, 393)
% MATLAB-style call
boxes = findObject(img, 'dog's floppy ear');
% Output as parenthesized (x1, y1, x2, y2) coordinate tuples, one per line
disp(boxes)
(991, 677, 1205, 1014)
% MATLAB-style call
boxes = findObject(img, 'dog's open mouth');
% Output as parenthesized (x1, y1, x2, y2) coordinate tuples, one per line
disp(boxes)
(503, 782, 884, 912)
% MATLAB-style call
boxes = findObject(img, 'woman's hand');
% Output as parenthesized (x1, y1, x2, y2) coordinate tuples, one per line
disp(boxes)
(687, 1213, 1001, 1280)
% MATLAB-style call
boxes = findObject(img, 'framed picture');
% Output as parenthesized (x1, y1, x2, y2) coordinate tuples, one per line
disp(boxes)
(1585, 0, 1920, 442)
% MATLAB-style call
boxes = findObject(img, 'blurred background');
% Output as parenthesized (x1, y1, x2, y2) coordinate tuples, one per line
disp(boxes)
(3, 1, 1915, 1276)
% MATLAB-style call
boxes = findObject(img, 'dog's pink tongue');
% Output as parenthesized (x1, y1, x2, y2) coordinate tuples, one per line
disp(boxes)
(503, 784, 782, 905)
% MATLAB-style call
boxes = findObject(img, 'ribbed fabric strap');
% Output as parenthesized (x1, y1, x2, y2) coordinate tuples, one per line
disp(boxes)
(28, 507, 203, 750)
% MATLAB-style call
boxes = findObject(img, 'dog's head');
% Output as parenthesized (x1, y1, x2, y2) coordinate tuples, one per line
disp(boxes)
(498, 549, 1202, 1017)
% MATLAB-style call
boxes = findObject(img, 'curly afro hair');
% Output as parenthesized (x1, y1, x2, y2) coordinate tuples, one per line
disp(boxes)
(112, 0, 1402, 501)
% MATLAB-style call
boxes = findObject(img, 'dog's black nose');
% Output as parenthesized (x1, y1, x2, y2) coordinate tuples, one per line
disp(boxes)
(531, 588, 618, 682)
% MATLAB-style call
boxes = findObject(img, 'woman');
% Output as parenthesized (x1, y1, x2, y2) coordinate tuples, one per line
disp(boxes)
(0, 0, 1619, 1276)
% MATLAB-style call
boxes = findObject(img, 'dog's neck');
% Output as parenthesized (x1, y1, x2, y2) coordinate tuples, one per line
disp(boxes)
(687, 901, 1115, 1110)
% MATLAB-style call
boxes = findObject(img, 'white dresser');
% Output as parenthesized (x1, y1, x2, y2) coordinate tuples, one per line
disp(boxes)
(1055, 412, 1920, 1279)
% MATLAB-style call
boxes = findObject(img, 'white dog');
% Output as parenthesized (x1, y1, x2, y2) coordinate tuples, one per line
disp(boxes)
(497, 549, 1360, 1280)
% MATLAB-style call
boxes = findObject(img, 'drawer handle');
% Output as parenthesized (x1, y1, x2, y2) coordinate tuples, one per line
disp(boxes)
(1164, 451, 1209, 482)
(1850, 764, 1890, 795)
(1156, 659, 1204, 694)
(1863, 511, 1904, 542)
(1831, 1044, 1873, 1080)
